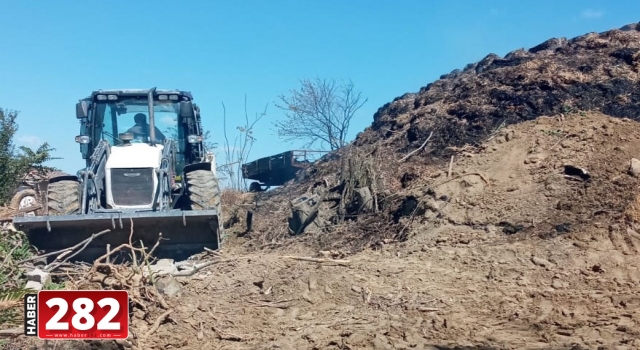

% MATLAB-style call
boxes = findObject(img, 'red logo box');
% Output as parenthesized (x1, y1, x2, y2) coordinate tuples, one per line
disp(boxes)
(36, 290, 129, 340)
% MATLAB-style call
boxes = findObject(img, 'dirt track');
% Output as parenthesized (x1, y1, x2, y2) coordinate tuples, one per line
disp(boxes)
(9, 112, 639, 350)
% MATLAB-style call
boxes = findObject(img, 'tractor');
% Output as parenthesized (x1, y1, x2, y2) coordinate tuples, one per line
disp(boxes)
(11, 87, 223, 263)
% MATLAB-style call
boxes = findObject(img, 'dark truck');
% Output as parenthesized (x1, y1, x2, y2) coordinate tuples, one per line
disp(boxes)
(241, 150, 324, 191)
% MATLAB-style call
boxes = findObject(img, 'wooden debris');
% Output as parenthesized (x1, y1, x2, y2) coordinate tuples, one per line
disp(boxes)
(399, 131, 433, 162)
(0, 204, 42, 222)
(144, 309, 173, 338)
(280, 255, 351, 265)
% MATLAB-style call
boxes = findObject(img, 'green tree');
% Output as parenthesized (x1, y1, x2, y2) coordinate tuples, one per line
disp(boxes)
(0, 108, 58, 204)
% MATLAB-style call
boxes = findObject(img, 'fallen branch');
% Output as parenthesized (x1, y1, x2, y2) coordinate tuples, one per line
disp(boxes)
(447, 155, 454, 178)
(203, 247, 222, 256)
(18, 229, 111, 266)
(280, 256, 350, 266)
(418, 307, 440, 312)
(144, 309, 173, 338)
(434, 172, 490, 188)
(398, 131, 433, 162)
(44, 229, 112, 272)
(1, 244, 20, 267)
(129, 218, 138, 269)
(147, 232, 163, 257)
(0, 204, 43, 222)
(247, 299, 292, 309)
(92, 243, 146, 266)
(171, 261, 216, 277)
(212, 326, 243, 341)
(0, 327, 22, 336)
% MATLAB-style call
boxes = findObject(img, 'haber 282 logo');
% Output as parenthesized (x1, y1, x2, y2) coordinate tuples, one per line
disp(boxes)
(24, 290, 129, 340)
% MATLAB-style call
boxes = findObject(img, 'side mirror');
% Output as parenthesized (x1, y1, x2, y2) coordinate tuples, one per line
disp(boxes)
(179, 101, 195, 122)
(76, 101, 89, 119)
(194, 104, 201, 118)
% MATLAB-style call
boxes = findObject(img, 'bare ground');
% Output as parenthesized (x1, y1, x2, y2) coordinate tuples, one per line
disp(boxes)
(5, 112, 640, 350)
(7, 24, 640, 350)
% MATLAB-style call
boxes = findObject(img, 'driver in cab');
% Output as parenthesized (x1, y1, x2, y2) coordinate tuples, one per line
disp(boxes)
(127, 113, 166, 142)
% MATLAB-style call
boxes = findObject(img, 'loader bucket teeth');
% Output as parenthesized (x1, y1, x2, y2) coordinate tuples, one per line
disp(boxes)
(13, 210, 221, 264)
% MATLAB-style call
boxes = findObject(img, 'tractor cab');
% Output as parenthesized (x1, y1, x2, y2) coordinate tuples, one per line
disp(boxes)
(74, 89, 207, 178)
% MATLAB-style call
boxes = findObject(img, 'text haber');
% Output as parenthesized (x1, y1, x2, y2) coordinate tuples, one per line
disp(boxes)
(24, 290, 129, 340)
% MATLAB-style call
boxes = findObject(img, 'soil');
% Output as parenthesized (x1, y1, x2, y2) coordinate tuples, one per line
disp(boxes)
(7, 111, 640, 350)
(188, 112, 639, 350)
(5, 23, 640, 350)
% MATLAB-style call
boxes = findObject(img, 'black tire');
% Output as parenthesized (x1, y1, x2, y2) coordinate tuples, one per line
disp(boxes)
(10, 188, 40, 216)
(249, 182, 262, 192)
(186, 170, 221, 210)
(47, 180, 81, 215)
(186, 169, 224, 242)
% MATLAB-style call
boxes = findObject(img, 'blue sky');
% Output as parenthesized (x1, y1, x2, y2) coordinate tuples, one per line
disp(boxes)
(1, 0, 637, 182)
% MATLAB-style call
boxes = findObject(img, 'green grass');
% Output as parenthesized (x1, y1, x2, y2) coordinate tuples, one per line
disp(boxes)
(44, 281, 65, 290)
(0, 229, 38, 327)
(0, 230, 35, 288)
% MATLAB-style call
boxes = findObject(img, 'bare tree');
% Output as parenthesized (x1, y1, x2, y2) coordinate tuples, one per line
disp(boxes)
(216, 96, 267, 190)
(274, 78, 367, 151)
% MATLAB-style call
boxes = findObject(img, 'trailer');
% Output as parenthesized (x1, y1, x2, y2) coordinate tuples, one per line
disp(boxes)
(241, 150, 325, 192)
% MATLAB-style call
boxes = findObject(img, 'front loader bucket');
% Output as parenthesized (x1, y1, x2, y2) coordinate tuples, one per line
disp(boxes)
(12, 210, 221, 264)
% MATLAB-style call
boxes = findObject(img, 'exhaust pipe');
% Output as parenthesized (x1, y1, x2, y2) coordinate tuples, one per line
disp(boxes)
(148, 87, 157, 146)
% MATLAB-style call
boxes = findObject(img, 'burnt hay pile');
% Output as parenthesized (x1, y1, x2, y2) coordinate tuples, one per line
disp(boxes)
(243, 22, 640, 253)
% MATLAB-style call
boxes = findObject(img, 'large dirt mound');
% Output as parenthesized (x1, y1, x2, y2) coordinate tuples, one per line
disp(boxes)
(361, 23, 640, 158)
(236, 22, 640, 255)
(211, 26, 640, 347)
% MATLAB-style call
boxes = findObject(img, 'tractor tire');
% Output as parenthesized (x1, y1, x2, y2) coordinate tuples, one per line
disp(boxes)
(249, 182, 262, 192)
(186, 169, 224, 243)
(10, 188, 40, 216)
(47, 180, 82, 215)
(186, 170, 221, 210)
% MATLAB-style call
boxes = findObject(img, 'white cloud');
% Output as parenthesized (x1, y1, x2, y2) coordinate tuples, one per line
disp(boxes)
(16, 135, 42, 148)
(581, 9, 603, 19)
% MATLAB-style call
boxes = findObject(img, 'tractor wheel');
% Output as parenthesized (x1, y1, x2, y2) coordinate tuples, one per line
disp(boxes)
(186, 170, 221, 210)
(186, 169, 223, 241)
(10, 189, 40, 216)
(249, 182, 262, 192)
(47, 180, 82, 215)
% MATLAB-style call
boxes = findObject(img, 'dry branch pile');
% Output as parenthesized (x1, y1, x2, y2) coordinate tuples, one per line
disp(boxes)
(0, 220, 227, 349)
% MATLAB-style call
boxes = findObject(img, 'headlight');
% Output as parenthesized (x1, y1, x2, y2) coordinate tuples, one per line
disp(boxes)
(187, 135, 203, 143)
(75, 135, 91, 144)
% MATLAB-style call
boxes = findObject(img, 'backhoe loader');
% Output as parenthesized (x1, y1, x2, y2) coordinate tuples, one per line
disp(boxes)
(12, 88, 223, 263)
